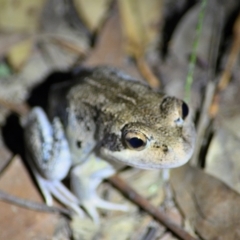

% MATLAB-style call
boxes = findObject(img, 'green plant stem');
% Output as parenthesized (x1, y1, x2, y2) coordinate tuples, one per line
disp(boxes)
(184, 0, 207, 103)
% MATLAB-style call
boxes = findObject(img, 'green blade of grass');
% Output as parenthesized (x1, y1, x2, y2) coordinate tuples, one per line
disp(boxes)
(184, 0, 207, 103)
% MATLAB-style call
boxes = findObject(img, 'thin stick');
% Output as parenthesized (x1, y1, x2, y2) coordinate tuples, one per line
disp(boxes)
(0, 189, 72, 216)
(108, 175, 198, 240)
(136, 57, 161, 89)
(209, 11, 240, 117)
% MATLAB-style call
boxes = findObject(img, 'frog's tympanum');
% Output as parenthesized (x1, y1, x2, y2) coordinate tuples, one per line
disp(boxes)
(23, 67, 195, 222)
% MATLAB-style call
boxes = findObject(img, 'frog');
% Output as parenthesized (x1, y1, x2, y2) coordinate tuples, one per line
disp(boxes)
(22, 66, 195, 223)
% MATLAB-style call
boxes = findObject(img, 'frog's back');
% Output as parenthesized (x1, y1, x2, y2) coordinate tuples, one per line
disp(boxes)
(47, 67, 135, 119)
(48, 66, 195, 170)
(67, 67, 165, 117)
(48, 67, 165, 164)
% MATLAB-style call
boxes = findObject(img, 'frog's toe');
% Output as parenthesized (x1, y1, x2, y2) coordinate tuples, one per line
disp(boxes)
(81, 196, 128, 224)
(81, 201, 100, 224)
(29, 160, 84, 216)
(47, 180, 84, 216)
(33, 165, 54, 206)
(89, 197, 128, 211)
(71, 164, 128, 223)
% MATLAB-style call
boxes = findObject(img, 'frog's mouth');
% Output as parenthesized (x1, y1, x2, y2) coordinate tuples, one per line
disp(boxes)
(100, 146, 193, 170)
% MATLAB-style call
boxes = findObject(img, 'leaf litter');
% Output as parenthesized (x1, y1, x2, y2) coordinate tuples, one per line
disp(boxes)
(0, 0, 240, 239)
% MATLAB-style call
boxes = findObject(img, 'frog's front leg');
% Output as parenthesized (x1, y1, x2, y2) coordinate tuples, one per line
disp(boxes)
(71, 156, 128, 223)
(23, 107, 127, 222)
(23, 107, 84, 216)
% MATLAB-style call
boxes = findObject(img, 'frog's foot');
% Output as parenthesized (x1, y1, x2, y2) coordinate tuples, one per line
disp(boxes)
(27, 152, 84, 216)
(71, 163, 128, 223)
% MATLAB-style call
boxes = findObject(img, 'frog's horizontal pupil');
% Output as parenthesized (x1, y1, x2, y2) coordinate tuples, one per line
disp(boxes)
(128, 137, 144, 149)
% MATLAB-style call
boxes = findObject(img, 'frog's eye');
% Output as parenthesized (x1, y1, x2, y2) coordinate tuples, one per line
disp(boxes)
(124, 131, 147, 151)
(181, 101, 189, 119)
(174, 102, 189, 127)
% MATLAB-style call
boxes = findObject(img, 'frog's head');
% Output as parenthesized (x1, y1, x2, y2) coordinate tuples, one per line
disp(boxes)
(100, 97, 196, 169)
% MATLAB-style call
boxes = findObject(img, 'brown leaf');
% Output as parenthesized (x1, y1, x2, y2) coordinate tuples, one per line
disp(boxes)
(171, 164, 240, 240)
(7, 39, 33, 72)
(73, 0, 112, 32)
(0, 156, 60, 239)
(206, 117, 240, 193)
(118, 0, 163, 58)
(0, 0, 47, 33)
(83, 6, 143, 80)
(218, 12, 240, 92)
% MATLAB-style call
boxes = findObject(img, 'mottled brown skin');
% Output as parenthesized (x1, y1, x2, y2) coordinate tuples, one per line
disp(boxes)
(23, 66, 196, 222)
(49, 67, 195, 169)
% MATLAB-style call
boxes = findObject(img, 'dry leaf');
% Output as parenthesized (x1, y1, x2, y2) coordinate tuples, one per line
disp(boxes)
(205, 41, 240, 194)
(7, 39, 33, 72)
(118, 0, 162, 58)
(73, 0, 112, 32)
(171, 164, 240, 240)
(0, 156, 60, 239)
(84, 6, 143, 80)
(161, 2, 222, 104)
(206, 116, 240, 193)
(0, 0, 47, 33)
(218, 12, 240, 91)
(70, 216, 98, 240)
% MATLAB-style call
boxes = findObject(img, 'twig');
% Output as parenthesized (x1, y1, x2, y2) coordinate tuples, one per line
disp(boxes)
(209, 11, 240, 117)
(218, 12, 240, 91)
(50, 36, 87, 56)
(190, 81, 215, 166)
(0, 189, 72, 216)
(136, 57, 161, 89)
(108, 175, 198, 240)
